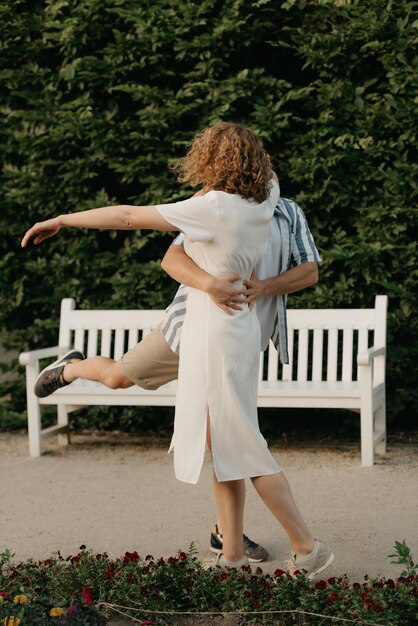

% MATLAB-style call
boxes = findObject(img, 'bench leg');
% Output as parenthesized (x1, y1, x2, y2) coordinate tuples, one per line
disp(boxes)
(375, 401, 387, 455)
(24, 363, 42, 457)
(359, 366, 374, 467)
(360, 405, 374, 467)
(57, 405, 70, 447)
(28, 401, 42, 457)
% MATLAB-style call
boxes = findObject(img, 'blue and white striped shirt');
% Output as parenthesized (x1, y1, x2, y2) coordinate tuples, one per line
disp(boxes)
(161, 197, 321, 363)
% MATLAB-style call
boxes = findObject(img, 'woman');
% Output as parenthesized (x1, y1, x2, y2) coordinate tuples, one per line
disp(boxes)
(22, 122, 333, 576)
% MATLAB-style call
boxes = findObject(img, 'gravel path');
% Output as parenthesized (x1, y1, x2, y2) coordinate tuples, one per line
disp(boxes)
(1, 431, 417, 623)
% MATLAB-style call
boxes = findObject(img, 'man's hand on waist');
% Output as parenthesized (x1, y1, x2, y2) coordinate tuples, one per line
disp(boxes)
(205, 274, 246, 317)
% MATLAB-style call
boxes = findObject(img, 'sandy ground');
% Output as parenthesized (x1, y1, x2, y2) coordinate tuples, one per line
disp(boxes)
(1, 431, 417, 587)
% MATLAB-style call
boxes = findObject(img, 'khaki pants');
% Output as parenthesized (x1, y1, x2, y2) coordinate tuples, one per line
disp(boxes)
(116, 324, 179, 390)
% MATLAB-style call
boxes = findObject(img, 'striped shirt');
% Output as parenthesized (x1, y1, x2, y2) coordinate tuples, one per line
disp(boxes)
(161, 197, 321, 363)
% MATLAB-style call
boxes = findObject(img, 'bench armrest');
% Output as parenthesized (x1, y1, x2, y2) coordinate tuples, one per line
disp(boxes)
(19, 346, 69, 366)
(357, 345, 386, 366)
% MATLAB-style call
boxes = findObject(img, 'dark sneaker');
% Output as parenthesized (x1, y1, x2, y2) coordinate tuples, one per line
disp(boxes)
(34, 350, 84, 398)
(210, 524, 269, 563)
(285, 540, 334, 580)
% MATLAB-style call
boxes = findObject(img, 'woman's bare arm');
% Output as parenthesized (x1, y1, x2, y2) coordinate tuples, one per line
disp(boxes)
(21, 205, 178, 248)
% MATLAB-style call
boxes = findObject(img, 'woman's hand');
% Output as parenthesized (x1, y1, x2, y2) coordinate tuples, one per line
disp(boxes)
(21, 217, 62, 248)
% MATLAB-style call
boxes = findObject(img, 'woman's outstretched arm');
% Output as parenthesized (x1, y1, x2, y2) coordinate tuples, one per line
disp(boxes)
(21, 204, 178, 247)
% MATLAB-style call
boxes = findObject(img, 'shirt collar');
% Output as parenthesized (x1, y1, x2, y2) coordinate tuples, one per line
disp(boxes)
(274, 197, 293, 222)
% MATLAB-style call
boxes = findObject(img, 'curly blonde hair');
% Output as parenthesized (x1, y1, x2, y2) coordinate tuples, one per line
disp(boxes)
(172, 122, 274, 203)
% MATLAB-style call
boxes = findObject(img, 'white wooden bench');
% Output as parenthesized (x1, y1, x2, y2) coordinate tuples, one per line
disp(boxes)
(19, 296, 388, 466)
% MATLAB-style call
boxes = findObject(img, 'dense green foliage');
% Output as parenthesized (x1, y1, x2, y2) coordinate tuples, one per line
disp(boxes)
(0, 0, 417, 430)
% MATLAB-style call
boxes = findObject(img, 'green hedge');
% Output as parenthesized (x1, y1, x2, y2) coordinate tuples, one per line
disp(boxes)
(0, 0, 416, 430)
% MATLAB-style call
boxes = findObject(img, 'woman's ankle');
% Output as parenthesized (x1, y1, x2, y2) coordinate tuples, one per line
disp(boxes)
(222, 549, 245, 562)
(292, 538, 315, 556)
(220, 553, 247, 566)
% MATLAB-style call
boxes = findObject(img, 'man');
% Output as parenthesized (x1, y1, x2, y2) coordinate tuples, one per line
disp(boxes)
(34, 196, 321, 562)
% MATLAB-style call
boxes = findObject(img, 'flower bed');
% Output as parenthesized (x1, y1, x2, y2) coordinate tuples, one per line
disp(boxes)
(0, 545, 417, 626)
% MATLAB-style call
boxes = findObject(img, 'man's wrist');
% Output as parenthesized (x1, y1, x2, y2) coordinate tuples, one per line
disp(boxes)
(262, 277, 279, 298)
(201, 274, 215, 294)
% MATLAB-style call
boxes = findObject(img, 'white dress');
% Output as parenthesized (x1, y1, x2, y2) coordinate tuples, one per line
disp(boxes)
(156, 180, 281, 484)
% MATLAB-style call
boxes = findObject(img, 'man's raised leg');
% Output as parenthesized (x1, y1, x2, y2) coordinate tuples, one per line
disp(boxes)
(64, 358, 133, 389)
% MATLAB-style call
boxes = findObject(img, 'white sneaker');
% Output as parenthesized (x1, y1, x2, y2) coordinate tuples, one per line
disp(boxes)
(285, 540, 334, 580)
(205, 553, 249, 570)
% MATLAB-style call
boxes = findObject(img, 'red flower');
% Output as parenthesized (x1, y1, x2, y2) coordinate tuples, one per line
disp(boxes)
(220, 571, 229, 580)
(140, 621, 154, 625)
(326, 591, 339, 605)
(178, 552, 187, 561)
(82, 587, 93, 605)
(314, 580, 327, 590)
(274, 568, 285, 578)
(252, 600, 261, 609)
(105, 566, 115, 579)
(70, 555, 81, 564)
(123, 551, 140, 565)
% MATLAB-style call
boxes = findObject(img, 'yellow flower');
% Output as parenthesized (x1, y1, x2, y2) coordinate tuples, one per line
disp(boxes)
(0, 597, 3, 604)
(4, 617, 21, 626)
(13, 595, 27, 605)
(50, 608, 65, 617)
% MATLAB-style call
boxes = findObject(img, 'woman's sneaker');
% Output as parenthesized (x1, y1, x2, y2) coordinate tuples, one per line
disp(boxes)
(214, 553, 250, 569)
(285, 539, 334, 580)
(210, 524, 268, 562)
(34, 350, 84, 398)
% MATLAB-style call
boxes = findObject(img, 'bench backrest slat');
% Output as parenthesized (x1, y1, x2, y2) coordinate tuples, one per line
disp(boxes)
(297, 328, 309, 382)
(342, 329, 354, 382)
(100, 328, 111, 358)
(114, 329, 125, 361)
(74, 328, 85, 354)
(87, 329, 98, 358)
(312, 328, 323, 382)
(327, 328, 338, 382)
